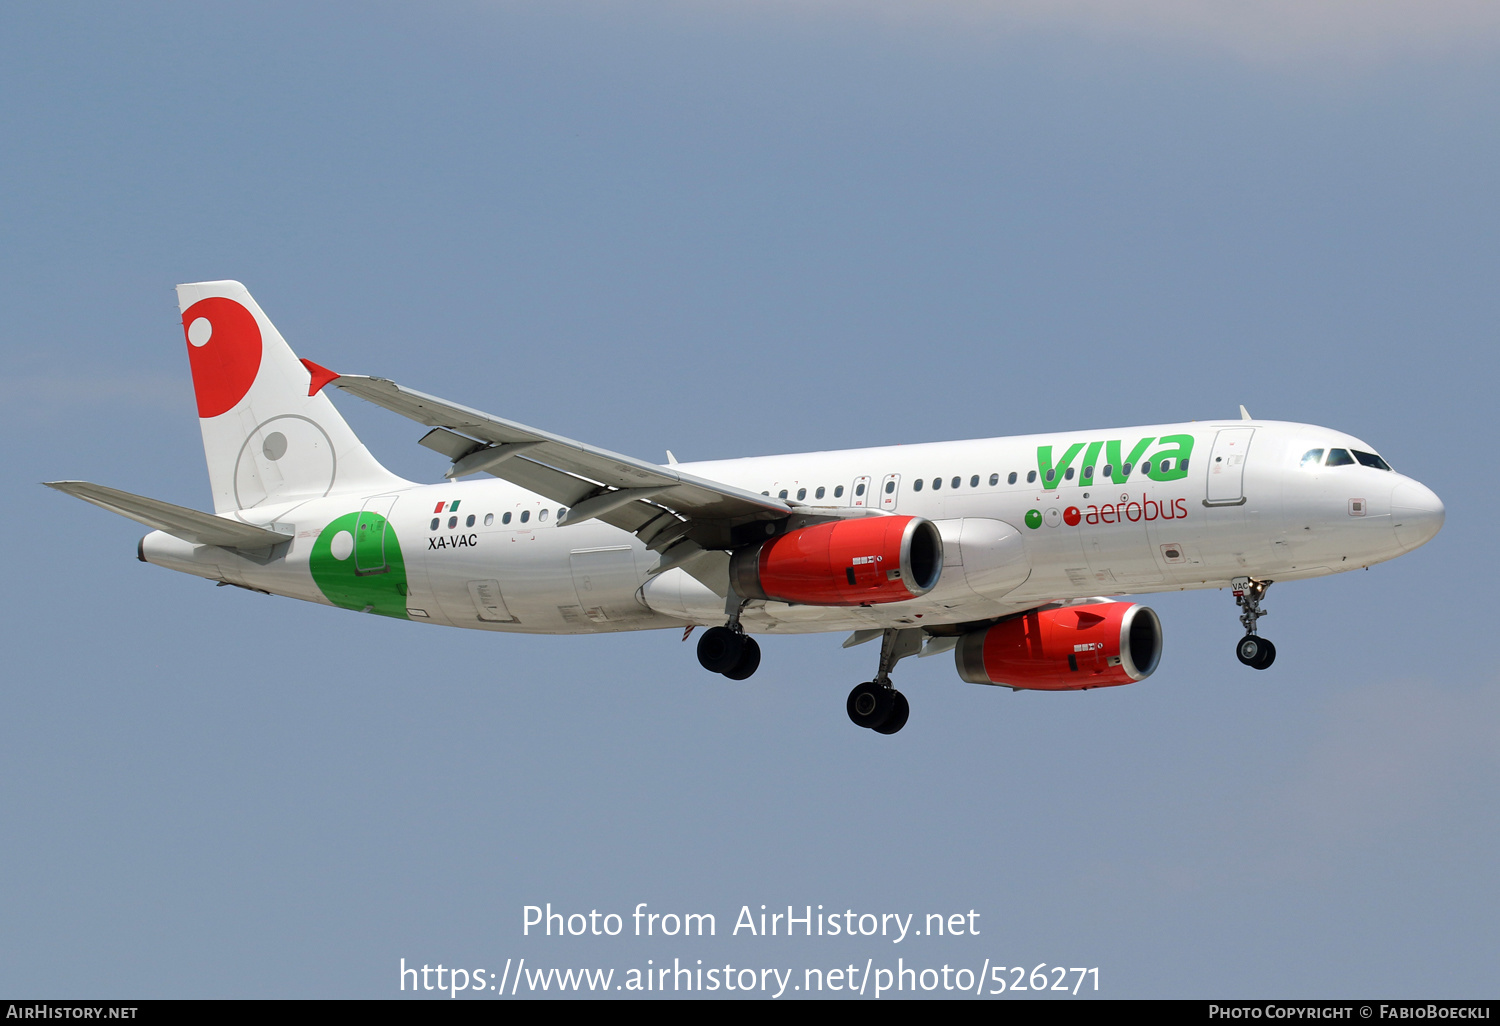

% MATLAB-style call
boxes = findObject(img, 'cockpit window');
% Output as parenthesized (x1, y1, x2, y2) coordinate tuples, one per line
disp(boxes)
(1352, 450, 1393, 471)
(1326, 448, 1355, 467)
(1299, 449, 1324, 468)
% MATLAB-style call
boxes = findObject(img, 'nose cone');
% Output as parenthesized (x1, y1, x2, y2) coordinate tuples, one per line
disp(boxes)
(1391, 480, 1445, 551)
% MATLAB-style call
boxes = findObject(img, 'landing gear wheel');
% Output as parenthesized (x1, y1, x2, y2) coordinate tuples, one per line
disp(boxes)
(697, 626, 745, 674)
(846, 681, 895, 730)
(1236, 635, 1276, 670)
(871, 690, 910, 734)
(1253, 638, 1275, 669)
(721, 636, 761, 680)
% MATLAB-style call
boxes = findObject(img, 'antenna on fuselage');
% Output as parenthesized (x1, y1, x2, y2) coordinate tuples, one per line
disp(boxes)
(1239, 405, 1253, 421)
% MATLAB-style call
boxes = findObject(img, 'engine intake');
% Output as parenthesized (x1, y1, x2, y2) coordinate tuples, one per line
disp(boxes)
(730, 515, 942, 606)
(955, 601, 1162, 690)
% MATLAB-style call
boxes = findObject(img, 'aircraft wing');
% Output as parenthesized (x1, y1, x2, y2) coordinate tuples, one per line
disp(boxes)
(327, 372, 792, 566)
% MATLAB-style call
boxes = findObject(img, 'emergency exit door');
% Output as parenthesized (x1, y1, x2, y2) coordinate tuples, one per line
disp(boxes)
(850, 476, 872, 508)
(880, 473, 901, 510)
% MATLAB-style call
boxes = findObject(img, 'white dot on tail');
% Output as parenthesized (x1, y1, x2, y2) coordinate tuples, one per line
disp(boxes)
(187, 317, 212, 347)
(330, 530, 354, 561)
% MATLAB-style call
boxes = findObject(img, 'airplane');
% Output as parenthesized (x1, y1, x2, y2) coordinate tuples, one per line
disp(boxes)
(47, 281, 1445, 734)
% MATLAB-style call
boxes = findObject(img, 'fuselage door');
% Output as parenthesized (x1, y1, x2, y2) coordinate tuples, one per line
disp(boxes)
(850, 476, 873, 508)
(879, 473, 901, 510)
(354, 495, 399, 575)
(1205, 429, 1254, 507)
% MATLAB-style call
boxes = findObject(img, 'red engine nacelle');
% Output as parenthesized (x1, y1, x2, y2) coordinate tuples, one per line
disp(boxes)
(729, 515, 943, 606)
(955, 601, 1163, 690)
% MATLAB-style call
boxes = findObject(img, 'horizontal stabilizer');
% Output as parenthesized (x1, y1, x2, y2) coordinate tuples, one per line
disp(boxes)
(45, 481, 292, 550)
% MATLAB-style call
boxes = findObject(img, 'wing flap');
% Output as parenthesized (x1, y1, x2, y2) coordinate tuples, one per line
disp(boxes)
(492, 457, 600, 508)
(418, 427, 483, 461)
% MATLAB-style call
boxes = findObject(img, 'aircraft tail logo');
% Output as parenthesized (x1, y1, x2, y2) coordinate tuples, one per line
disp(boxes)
(176, 280, 406, 513)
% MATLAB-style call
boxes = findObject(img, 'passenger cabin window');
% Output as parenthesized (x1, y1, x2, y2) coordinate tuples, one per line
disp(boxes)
(1299, 449, 1325, 467)
(448, 516, 458, 529)
(815, 486, 825, 499)
(502, 512, 512, 524)
(913, 479, 924, 491)
(538, 508, 549, 522)
(951, 477, 960, 489)
(430, 518, 440, 531)
(779, 489, 789, 499)
(834, 485, 844, 498)
(885, 480, 895, 493)
(796, 488, 807, 500)
(1141, 461, 1152, 475)
(970, 475, 979, 487)
(1353, 450, 1393, 471)
(854, 483, 864, 496)
(1008, 472, 1017, 484)
(1026, 471, 1036, 483)
(1103, 465, 1113, 478)
(1083, 465, 1094, 479)
(990, 473, 1000, 485)
(1159, 459, 1171, 472)
(466, 514, 476, 527)
(484, 513, 494, 526)
(520, 509, 531, 523)
(1326, 448, 1356, 467)
(1045, 470, 1055, 483)
(1122, 462, 1133, 477)
(932, 478, 942, 490)
(1064, 468, 1074, 481)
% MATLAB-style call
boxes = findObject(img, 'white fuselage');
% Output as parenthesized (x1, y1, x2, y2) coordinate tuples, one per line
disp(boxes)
(140, 419, 1444, 636)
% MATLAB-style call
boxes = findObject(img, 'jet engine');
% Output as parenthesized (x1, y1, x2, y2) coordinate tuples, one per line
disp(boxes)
(955, 601, 1162, 690)
(729, 515, 942, 606)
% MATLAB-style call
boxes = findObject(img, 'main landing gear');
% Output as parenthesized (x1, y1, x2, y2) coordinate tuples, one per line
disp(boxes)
(847, 628, 923, 735)
(696, 626, 761, 680)
(1231, 576, 1276, 670)
(695, 594, 761, 680)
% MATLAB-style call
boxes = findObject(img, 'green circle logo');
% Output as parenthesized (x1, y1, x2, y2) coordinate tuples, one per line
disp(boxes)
(310, 511, 410, 618)
(1024, 509, 1042, 530)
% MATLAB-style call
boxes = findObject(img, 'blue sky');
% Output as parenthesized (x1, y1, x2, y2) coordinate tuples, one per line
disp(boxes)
(2, 1, 1496, 998)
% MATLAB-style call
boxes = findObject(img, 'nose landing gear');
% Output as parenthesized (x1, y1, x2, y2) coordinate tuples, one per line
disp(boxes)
(1231, 576, 1276, 670)
(846, 628, 923, 734)
(1235, 633, 1276, 669)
